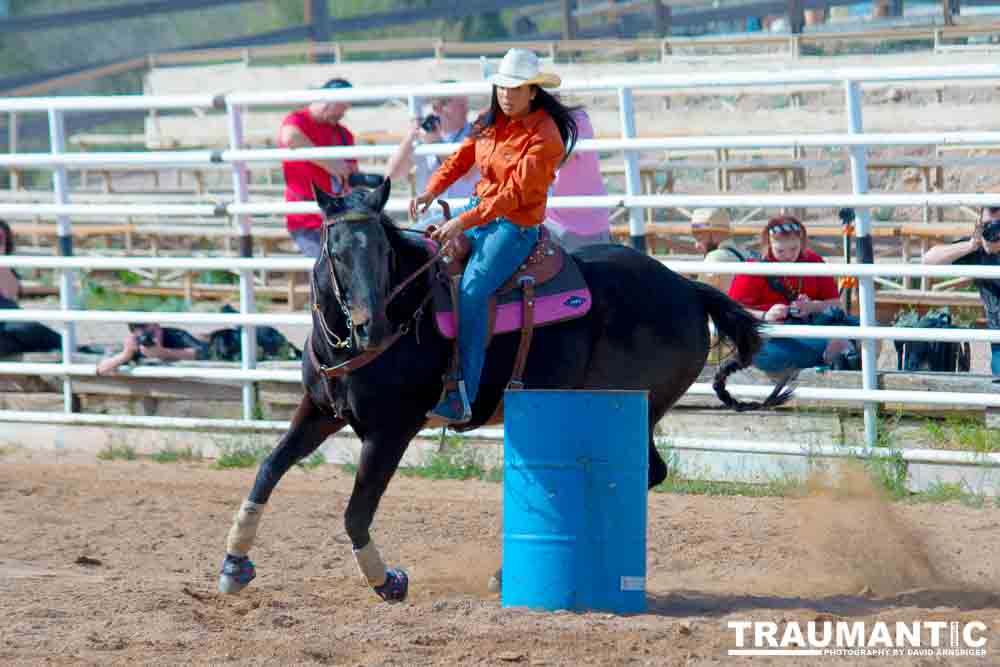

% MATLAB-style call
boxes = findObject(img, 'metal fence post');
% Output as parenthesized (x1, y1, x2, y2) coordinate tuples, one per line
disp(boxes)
(226, 102, 258, 420)
(617, 87, 646, 252)
(407, 94, 423, 196)
(844, 80, 879, 447)
(8, 112, 18, 191)
(48, 109, 77, 414)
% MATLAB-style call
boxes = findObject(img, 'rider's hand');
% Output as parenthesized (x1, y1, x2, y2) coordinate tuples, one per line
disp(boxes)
(429, 217, 465, 246)
(764, 304, 789, 322)
(409, 191, 435, 221)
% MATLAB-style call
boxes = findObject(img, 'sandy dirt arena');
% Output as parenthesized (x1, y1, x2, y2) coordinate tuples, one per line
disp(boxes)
(2, 447, 1000, 666)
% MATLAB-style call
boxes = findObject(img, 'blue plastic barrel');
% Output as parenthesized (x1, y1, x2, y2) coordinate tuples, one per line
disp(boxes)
(502, 390, 648, 613)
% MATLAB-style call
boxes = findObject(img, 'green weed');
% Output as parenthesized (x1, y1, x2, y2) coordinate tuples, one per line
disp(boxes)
(297, 451, 326, 470)
(923, 416, 1000, 454)
(152, 446, 203, 463)
(97, 444, 137, 461)
(212, 437, 272, 469)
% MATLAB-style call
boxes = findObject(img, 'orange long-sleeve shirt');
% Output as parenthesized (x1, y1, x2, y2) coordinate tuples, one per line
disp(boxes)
(425, 109, 565, 231)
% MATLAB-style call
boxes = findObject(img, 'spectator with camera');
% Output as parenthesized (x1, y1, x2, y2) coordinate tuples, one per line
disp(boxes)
(923, 200, 1000, 375)
(728, 216, 859, 380)
(96, 323, 207, 375)
(96, 313, 301, 376)
(278, 78, 359, 257)
(384, 88, 479, 228)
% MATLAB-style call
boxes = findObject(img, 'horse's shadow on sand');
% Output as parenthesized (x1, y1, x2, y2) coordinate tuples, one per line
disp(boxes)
(646, 588, 1000, 617)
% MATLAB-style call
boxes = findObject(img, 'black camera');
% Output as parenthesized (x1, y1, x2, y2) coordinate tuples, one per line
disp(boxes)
(420, 114, 440, 133)
(137, 330, 156, 347)
(983, 220, 1000, 243)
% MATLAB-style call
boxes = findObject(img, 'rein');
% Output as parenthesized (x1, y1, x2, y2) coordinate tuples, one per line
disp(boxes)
(311, 223, 445, 379)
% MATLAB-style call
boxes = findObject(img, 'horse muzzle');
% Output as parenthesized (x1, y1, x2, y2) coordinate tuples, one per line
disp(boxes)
(352, 315, 390, 351)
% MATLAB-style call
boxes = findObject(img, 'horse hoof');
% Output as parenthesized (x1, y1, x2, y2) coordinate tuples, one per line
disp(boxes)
(218, 554, 256, 594)
(373, 567, 408, 603)
(487, 568, 502, 594)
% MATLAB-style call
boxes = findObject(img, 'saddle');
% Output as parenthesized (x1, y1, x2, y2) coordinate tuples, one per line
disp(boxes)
(426, 224, 592, 427)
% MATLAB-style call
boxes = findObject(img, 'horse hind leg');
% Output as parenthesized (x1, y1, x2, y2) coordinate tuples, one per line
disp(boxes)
(219, 395, 345, 594)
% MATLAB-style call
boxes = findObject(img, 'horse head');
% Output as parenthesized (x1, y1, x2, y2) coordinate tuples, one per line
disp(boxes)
(311, 178, 394, 352)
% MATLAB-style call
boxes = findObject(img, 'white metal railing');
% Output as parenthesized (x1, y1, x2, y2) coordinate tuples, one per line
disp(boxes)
(4, 63, 1000, 447)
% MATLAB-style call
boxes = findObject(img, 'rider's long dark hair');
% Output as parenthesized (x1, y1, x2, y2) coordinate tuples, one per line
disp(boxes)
(472, 86, 580, 164)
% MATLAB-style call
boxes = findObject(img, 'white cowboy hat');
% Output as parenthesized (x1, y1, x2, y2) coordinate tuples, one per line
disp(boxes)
(489, 48, 561, 89)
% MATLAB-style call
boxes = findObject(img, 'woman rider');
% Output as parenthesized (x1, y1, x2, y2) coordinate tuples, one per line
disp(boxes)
(409, 48, 579, 423)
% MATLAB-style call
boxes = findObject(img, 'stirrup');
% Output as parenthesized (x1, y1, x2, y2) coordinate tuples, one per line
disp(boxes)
(427, 380, 472, 423)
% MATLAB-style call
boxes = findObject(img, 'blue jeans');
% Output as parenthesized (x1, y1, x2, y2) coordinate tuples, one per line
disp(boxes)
(753, 308, 860, 374)
(448, 201, 538, 404)
(991, 343, 1000, 376)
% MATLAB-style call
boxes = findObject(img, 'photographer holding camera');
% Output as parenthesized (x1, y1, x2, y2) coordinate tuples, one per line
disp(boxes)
(729, 216, 860, 380)
(384, 89, 479, 228)
(924, 198, 1000, 375)
(96, 316, 301, 376)
(96, 323, 206, 375)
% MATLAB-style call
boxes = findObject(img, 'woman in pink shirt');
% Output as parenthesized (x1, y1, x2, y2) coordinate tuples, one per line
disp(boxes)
(543, 109, 610, 251)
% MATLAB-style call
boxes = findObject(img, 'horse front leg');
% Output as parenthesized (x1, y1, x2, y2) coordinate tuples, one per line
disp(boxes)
(346, 430, 412, 603)
(218, 395, 345, 593)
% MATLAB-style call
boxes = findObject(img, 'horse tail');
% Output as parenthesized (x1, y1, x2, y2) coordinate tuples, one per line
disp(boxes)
(692, 281, 794, 413)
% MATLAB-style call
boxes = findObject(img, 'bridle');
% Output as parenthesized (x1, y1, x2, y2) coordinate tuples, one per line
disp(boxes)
(310, 212, 445, 378)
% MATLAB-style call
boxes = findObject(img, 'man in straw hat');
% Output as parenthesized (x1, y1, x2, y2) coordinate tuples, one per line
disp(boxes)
(924, 187, 1000, 375)
(689, 207, 751, 293)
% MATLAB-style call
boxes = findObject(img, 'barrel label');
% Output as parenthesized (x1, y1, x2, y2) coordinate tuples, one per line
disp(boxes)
(620, 576, 645, 592)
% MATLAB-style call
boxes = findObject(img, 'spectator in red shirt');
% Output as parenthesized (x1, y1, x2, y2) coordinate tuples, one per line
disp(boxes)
(729, 216, 858, 378)
(279, 78, 359, 257)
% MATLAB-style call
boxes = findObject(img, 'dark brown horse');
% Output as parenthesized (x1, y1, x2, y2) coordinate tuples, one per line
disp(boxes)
(218, 179, 789, 601)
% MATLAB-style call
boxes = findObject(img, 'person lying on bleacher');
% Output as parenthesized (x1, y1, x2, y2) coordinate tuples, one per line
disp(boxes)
(923, 203, 1000, 376)
(0, 219, 63, 360)
(96, 311, 301, 376)
(728, 216, 860, 381)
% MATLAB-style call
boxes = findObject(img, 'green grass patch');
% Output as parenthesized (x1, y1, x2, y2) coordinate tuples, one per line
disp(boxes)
(393, 436, 500, 482)
(400, 439, 486, 481)
(212, 438, 272, 469)
(97, 444, 137, 461)
(923, 416, 1000, 454)
(916, 480, 970, 504)
(855, 449, 910, 500)
(152, 446, 203, 463)
(297, 451, 326, 471)
(653, 475, 806, 497)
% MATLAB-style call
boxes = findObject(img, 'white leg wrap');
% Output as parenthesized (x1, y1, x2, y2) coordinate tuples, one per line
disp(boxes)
(353, 541, 387, 588)
(225, 500, 266, 557)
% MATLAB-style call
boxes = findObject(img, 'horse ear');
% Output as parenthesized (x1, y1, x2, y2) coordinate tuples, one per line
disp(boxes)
(312, 181, 347, 219)
(363, 177, 391, 214)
